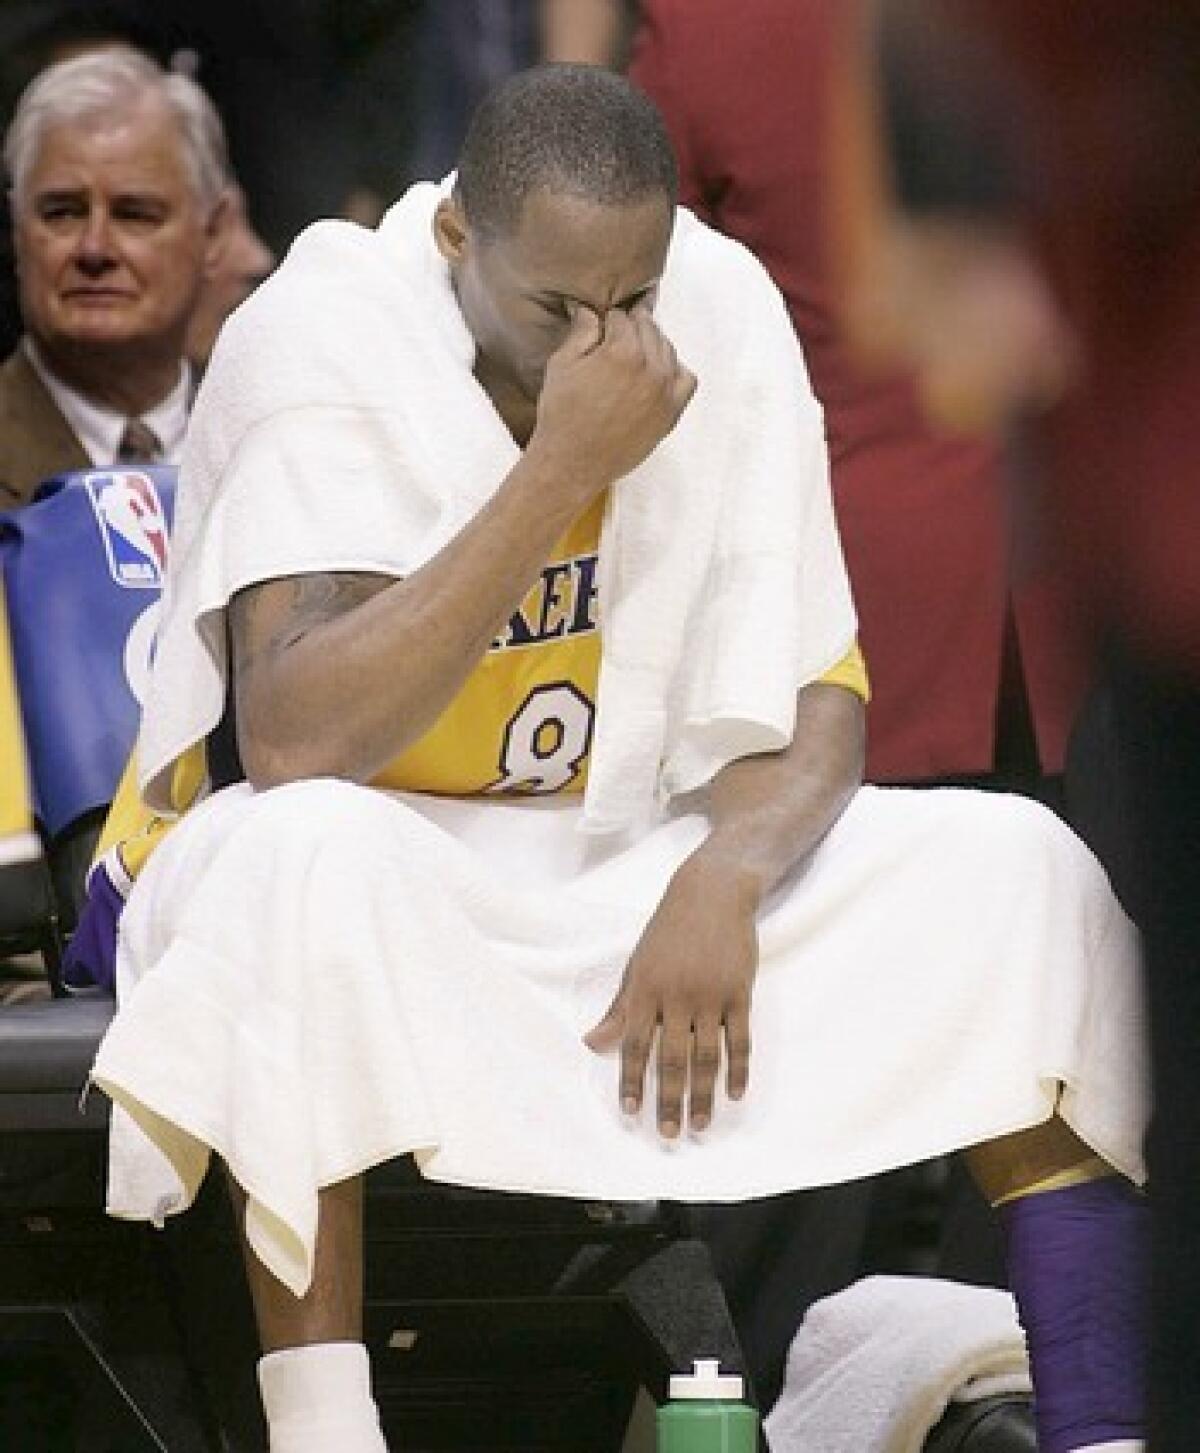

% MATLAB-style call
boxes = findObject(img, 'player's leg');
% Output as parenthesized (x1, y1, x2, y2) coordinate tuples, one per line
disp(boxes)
(229, 1173, 387, 1453)
(966, 1116, 1148, 1453)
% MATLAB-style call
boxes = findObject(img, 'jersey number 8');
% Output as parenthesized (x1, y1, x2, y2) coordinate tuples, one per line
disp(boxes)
(488, 681, 595, 794)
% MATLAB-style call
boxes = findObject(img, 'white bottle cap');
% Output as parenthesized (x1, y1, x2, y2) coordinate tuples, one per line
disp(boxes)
(668, 1358, 745, 1400)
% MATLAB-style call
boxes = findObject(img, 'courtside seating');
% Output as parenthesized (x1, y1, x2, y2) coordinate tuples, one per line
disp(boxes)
(0, 466, 751, 1452)
(0, 467, 225, 1451)
(1, 466, 177, 938)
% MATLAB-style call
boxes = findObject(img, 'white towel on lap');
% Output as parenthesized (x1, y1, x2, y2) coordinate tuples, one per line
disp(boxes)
(136, 176, 855, 829)
(764, 1275, 1031, 1453)
(92, 780, 1148, 1298)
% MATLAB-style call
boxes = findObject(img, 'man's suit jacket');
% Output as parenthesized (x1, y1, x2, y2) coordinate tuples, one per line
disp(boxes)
(0, 346, 90, 510)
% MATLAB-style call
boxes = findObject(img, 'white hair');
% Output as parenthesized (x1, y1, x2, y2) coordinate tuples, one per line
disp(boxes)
(4, 44, 231, 211)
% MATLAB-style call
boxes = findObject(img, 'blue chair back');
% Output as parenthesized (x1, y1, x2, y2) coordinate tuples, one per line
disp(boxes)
(0, 466, 178, 839)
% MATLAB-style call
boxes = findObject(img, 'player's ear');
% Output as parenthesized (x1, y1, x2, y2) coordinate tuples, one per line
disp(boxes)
(433, 196, 470, 266)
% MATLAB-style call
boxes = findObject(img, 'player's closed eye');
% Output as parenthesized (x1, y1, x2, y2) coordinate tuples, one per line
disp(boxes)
(621, 289, 656, 314)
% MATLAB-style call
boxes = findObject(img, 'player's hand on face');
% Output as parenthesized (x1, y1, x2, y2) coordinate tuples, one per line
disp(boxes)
(531, 301, 697, 501)
(584, 852, 756, 1138)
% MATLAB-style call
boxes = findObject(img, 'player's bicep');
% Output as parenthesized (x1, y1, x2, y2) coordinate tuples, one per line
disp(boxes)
(228, 571, 392, 701)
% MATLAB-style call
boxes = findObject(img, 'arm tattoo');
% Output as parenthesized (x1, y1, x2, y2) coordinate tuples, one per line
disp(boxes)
(272, 575, 369, 649)
(230, 572, 389, 682)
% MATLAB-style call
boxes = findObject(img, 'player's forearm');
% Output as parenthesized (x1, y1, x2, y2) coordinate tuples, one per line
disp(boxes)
(692, 681, 866, 906)
(237, 445, 603, 788)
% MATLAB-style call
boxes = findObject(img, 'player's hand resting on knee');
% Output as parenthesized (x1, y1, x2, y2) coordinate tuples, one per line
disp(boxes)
(584, 851, 756, 1138)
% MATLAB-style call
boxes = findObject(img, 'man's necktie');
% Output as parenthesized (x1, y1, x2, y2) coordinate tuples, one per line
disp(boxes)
(117, 417, 162, 463)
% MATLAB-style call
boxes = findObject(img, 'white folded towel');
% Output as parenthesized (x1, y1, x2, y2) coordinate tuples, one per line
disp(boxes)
(135, 175, 856, 827)
(764, 1274, 1032, 1453)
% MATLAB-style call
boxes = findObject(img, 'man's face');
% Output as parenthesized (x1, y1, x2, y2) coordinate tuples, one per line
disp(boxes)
(11, 95, 221, 370)
(440, 186, 675, 400)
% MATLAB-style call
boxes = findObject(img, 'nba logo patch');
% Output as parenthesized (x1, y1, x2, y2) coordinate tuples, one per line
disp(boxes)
(85, 470, 171, 589)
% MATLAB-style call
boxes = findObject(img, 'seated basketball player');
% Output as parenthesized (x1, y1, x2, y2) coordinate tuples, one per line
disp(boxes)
(89, 66, 1149, 1453)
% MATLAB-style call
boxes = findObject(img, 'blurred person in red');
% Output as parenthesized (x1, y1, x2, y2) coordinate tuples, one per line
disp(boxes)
(826, 2, 1200, 1447)
(628, 0, 1093, 799)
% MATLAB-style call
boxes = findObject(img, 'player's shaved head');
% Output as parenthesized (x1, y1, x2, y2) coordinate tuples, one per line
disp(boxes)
(455, 62, 678, 240)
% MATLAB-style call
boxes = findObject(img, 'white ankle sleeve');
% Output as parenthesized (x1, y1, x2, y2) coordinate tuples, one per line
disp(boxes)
(258, 1342, 386, 1452)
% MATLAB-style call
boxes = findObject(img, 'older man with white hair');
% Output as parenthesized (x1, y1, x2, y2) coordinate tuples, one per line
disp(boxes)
(0, 45, 232, 508)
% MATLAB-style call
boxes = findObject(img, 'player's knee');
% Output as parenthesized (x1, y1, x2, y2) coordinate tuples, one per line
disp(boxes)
(949, 787, 1101, 883)
(239, 776, 391, 852)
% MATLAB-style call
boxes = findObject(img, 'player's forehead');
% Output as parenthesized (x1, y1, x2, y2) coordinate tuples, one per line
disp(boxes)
(496, 186, 673, 299)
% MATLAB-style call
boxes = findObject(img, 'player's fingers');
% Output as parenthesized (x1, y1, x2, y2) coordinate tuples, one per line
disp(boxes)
(601, 304, 636, 356)
(558, 300, 603, 358)
(626, 305, 691, 419)
(583, 988, 625, 1053)
(671, 364, 698, 417)
(631, 303, 676, 378)
(656, 1010, 692, 1139)
(688, 1012, 723, 1132)
(724, 996, 752, 1102)
(627, 300, 661, 352)
(617, 994, 655, 1115)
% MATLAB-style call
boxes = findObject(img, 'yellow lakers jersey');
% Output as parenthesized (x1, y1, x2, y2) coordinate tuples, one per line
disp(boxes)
(97, 496, 868, 881)
(377, 495, 605, 796)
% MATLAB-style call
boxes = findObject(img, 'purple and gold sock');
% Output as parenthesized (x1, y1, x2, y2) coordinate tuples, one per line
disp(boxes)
(1000, 1175, 1149, 1453)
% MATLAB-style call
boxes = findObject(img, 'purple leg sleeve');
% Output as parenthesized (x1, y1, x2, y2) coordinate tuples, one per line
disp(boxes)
(1000, 1176, 1149, 1453)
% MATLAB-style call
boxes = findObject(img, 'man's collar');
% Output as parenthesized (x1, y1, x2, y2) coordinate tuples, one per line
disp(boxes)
(23, 339, 193, 467)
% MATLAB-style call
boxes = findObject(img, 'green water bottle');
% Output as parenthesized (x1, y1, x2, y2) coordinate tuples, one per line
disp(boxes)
(656, 1358, 759, 1452)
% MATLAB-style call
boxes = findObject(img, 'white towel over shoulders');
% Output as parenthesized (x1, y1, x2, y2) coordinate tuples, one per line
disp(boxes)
(135, 176, 857, 827)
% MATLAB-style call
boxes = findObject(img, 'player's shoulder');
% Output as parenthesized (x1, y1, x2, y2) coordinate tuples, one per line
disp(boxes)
(670, 203, 762, 270)
(223, 218, 381, 334)
(664, 204, 791, 325)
